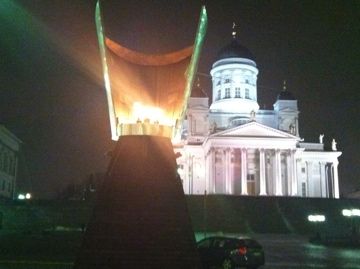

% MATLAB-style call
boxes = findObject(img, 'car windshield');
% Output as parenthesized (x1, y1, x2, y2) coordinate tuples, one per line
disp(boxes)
(237, 239, 261, 248)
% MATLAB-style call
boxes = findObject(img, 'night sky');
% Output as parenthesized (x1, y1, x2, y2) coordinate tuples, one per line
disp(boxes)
(0, 0, 359, 198)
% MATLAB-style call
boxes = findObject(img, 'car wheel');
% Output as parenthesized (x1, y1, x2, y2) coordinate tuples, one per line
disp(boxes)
(222, 258, 233, 269)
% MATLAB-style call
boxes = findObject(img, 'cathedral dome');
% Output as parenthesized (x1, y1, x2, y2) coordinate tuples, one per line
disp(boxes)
(216, 39, 255, 61)
(277, 90, 296, 100)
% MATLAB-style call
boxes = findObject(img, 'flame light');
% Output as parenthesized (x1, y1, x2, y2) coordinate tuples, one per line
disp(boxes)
(132, 102, 171, 126)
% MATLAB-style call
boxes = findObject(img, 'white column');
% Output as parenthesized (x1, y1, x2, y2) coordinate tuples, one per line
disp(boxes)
(318, 162, 323, 197)
(275, 149, 282, 195)
(241, 148, 248, 195)
(223, 148, 229, 194)
(225, 148, 234, 194)
(259, 148, 267, 195)
(325, 163, 330, 197)
(205, 149, 210, 194)
(286, 150, 292, 196)
(290, 150, 297, 196)
(306, 161, 312, 197)
(295, 117, 299, 137)
(333, 160, 340, 198)
(188, 114, 193, 136)
(212, 148, 217, 193)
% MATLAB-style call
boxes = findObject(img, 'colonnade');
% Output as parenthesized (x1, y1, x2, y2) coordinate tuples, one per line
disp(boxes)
(184, 147, 340, 198)
(205, 147, 298, 196)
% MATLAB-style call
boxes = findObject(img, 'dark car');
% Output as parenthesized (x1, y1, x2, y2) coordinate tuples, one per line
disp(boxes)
(197, 236, 265, 269)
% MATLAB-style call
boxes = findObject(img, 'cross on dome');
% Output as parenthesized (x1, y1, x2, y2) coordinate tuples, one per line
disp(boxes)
(232, 22, 237, 39)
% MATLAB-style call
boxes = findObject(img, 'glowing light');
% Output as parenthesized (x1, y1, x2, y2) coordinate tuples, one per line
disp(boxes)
(17, 193, 32, 200)
(308, 215, 326, 222)
(95, 2, 207, 140)
(342, 209, 360, 217)
(132, 102, 172, 126)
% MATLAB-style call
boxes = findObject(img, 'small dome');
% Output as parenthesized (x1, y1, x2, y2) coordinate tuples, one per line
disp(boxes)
(216, 39, 255, 61)
(277, 90, 296, 100)
(191, 86, 208, 98)
(191, 78, 208, 98)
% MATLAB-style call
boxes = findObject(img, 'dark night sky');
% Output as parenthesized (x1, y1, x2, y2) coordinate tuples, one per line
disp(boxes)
(0, 0, 359, 198)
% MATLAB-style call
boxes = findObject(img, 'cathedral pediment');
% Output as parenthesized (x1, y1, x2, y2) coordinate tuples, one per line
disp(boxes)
(279, 107, 297, 113)
(189, 104, 208, 110)
(211, 121, 299, 139)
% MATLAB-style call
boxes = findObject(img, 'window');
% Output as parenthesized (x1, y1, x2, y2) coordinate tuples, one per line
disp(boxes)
(224, 78, 230, 84)
(302, 182, 306, 197)
(197, 238, 212, 248)
(245, 89, 250, 99)
(247, 174, 255, 181)
(216, 89, 221, 100)
(301, 167, 306, 173)
(235, 87, 241, 98)
(225, 88, 231, 98)
(3, 155, 8, 174)
(245, 79, 249, 84)
(216, 80, 221, 86)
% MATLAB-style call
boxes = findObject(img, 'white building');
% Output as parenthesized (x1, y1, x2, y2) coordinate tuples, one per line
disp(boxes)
(176, 37, 341, 198)
(0, 125, 21, 199)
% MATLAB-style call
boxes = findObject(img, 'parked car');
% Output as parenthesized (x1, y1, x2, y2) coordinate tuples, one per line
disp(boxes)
(197, 236, 265, 269)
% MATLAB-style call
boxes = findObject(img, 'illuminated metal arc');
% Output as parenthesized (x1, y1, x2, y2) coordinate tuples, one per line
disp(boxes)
(95, 1, 118, 140)
(106, 38, 193, 66)
(95, 1, 207, 141)
(176, 5, 208, 139)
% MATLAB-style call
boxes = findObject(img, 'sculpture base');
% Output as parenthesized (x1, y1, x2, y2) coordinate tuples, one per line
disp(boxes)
(74, 135, 201, 269)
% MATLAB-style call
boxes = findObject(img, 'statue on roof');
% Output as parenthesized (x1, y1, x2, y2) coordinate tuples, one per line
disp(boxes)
(332, 138, 337, 151)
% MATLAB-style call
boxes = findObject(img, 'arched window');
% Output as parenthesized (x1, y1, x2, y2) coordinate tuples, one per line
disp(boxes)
(235, 87, 241, 98)
(245, 89, 250, 99)
(216, 89, 221, 100)
(224, 88, 231, 99)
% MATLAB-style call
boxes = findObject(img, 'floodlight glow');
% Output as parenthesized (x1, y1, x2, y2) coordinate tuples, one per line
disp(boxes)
(352, 209, 360, 216)
(17, 194, 25, 200)
(342, 209, 360, 217)
(342, 209, 352, 217)
(308, 215, 326, 222)
(25, 193, 31, 199)
(131, 102, 172, 126)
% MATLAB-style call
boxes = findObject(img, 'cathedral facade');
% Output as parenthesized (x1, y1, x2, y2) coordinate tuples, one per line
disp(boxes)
(175, 38, 341, 198)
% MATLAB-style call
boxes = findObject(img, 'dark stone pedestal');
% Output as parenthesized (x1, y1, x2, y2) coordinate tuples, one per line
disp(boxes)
(74, 135, 202, 268)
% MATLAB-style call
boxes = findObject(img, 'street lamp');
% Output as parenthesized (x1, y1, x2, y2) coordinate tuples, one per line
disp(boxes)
(17, 193, 32, 200)
(342, 209, 360, 217)
(308, 214, 326, 222)
(342, 208, 360, 239)
(308, 214, 326, 243)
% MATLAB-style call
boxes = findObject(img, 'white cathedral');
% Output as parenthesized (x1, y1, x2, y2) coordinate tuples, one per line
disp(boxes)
(175, 37, 342, 198)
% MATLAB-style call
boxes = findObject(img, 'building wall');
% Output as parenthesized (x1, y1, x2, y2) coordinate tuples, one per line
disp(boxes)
(0, 125, 21, 199)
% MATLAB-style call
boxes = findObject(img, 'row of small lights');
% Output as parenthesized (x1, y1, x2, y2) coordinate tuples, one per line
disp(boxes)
(17, 193, 32, 200)
(308, 209, 360, 222)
